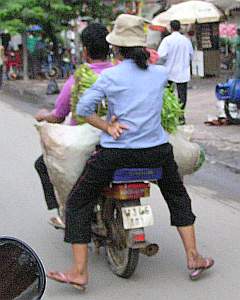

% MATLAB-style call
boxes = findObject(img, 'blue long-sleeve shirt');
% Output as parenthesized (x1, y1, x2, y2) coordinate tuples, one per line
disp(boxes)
(76, 59, 169, 149)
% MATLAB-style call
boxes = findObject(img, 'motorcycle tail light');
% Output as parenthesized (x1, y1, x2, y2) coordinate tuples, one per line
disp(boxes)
(133, 233, 145, 242)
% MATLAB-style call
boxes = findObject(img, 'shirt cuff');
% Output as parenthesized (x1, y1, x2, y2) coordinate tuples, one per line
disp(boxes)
(51, 109, 65, 119)
(76, 104, 96, 117)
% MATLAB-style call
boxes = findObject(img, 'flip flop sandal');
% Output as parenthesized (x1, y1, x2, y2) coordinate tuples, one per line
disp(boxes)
(48, 216, 65, 230)
(219, 118, 229, 125)
(47, 271, 87, 291)
(204, 119, 222, 126)
(189, 258, 215, 281)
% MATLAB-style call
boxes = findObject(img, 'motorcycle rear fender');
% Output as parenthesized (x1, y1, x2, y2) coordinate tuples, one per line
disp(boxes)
(127, 228, 146, 249)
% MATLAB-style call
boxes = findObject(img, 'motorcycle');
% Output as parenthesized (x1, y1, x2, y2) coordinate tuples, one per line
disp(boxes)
(54, 167, 162, 278)
(0, 169, 162, 300)
(0, 236, 46, 299)
(6, 51, 22, 80)
(216, 78, 240, 124)
(41, 50, 61, 80)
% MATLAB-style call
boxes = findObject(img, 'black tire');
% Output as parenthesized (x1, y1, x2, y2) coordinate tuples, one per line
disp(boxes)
(106, 246, 139, 279)
(224, 101, 240, 125)
(104, 200, 140, 278)
(45, 66, 60, 80)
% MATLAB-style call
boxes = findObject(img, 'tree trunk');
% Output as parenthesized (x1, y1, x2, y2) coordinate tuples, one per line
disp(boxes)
(75, 24, 81, 66)
(22, 32, 29, 81)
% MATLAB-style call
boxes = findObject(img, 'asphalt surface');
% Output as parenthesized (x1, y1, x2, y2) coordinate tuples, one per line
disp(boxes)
(0, 95, 240, 299)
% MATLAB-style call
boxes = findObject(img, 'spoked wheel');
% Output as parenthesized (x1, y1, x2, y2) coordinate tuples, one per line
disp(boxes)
(45, 66, 60, 80)
(104, 200, 139, 278)
(224, 101, 240, 124)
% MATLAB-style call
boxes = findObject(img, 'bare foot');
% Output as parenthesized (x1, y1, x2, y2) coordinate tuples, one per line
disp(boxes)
(47, 269, 88, 286)
(188, 254, 214, 270)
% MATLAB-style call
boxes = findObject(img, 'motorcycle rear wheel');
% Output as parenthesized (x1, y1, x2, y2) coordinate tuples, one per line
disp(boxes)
(224, 101, 240, 124)
(104, 200, 140, 278)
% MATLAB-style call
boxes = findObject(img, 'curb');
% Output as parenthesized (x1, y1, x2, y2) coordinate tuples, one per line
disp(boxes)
(3, 81, 46, 104)
(2, 80, 63, 104)
(216, 161, 240, 174)
(206, 156, 240, 174)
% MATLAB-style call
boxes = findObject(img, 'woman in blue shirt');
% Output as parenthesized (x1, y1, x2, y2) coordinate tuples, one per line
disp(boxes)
(47, 14, 214, 290)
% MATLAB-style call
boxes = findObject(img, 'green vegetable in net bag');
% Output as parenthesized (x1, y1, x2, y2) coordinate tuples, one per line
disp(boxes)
(71, 64, 99, 125)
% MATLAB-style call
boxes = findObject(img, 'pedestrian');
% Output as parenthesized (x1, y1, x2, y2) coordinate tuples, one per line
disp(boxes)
(47, 14, 214, 291)
(0, 44, 4, 89)
(27, 32, 39, 79)
(61, 48, 73, 79)
(34, 23, 113, 229)
(158, 20, 193, 124)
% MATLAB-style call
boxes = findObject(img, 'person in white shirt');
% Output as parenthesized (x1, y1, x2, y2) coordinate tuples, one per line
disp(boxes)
(158, 20, 193, 124)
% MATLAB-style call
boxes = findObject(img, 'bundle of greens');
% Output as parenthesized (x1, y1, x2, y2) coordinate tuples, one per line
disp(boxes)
(71, 64, 99, 125)
(162, 86, 184, 133)
(71, 64, 183, 133)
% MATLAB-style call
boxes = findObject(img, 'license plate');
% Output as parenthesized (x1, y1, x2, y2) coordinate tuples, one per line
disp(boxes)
(121, 205, 154, 230)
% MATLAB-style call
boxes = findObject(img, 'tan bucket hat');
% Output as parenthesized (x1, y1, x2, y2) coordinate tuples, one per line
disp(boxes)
(106, 14, 148, 47)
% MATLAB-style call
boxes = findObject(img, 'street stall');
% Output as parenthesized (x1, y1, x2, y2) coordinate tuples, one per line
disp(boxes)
(152, 0, 225, 77)
(219, 23, 237, 70)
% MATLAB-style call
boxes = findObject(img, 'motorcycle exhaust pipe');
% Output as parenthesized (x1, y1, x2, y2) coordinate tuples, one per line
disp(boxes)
(140, 243, 159, 257)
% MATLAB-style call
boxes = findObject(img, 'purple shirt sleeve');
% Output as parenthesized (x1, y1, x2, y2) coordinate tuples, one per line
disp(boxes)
(51, 75, 75, 119)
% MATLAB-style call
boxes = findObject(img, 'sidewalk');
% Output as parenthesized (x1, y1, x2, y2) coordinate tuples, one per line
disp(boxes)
(186, 79, 240, 173)
(2, 79, 64, 106)
(2, 76, 240, 173)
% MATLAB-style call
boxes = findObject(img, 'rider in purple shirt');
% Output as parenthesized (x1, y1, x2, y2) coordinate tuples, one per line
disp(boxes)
(49, 61, 113, 126)
(36, 62, 112, 125)
(34, 23, 112, 227)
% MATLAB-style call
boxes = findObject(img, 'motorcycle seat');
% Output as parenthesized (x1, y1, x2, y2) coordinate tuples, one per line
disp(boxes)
(112, 168, 163, 183)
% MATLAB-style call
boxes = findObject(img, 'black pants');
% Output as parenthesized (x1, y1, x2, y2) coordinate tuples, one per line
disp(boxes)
(169, 81, 188, 110)
(35, 155, 59, 210)
(169, 81, 188, 124)
(64, 143, 196, 244)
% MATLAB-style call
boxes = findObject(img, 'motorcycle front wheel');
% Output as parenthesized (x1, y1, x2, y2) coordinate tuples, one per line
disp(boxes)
(224, 100, 240, 124)
(8, 68, 19, 80)
(104, 200, 139, 279)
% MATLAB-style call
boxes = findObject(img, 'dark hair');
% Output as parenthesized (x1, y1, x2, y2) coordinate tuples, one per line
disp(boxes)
(170, 20, 181, 31)
(118, 47, 150, 70)
(81, 23, 109, 60)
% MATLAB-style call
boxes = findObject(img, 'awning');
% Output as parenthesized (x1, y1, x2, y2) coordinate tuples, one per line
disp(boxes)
(152, 0, 224, 26)
(206, 0, 240, 12)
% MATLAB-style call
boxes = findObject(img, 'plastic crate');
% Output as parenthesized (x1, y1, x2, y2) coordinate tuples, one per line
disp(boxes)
(215, 83, 230, 100)
(112, 168, 163, 183)
(103, 183, 150, 200)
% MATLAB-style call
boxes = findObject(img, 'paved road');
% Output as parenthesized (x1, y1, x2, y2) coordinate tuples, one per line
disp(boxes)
(0, 98, 240, 299)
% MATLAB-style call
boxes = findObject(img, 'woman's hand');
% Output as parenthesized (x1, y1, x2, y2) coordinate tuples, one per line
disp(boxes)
(107, 116, 128, 140)
(35, 109, 50, 122)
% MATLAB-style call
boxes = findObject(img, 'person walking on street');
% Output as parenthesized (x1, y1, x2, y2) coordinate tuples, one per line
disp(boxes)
(158, 20, 193, 124)
(47, 14, 214, 291)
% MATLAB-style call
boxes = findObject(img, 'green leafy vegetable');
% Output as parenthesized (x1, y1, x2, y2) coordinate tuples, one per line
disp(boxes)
(71, 65, 184, 132)
(162, 86, 184, 133)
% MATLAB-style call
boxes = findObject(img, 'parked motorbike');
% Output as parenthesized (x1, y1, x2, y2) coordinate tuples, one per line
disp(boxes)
(53, 167, 162, 278)
(0, 236, 46, 299)
(41, 51, 61, 80)
(216, 78, 240, 124)
(6, 51, 22, 80)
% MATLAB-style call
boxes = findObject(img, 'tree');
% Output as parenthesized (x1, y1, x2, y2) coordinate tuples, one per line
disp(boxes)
(0, 0, 128, 79)
(0, 0, 80, 79)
